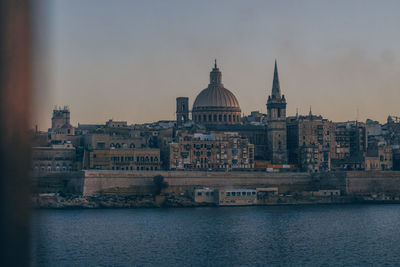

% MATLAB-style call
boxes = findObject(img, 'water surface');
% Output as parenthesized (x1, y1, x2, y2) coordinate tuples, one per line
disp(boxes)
(31, 204, 400, 266)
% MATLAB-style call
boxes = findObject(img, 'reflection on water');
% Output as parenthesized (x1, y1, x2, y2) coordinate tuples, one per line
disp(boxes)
(32, 205, 400, 266)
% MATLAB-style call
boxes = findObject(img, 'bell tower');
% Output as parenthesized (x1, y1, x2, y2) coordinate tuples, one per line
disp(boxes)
(176, 97, 189, 126)
(267, 60, 287, 164)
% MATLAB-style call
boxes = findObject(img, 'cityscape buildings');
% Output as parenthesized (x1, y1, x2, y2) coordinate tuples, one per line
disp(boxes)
(32, 60, 400, 173)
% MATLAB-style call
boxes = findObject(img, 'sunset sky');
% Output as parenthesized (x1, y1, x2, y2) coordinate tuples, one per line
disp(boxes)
(34, 0, 400, 129)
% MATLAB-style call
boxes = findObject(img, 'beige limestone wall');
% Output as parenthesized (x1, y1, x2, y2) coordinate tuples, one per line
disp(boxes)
(346, 171, 400, 195)
(82, 170, 312, 196)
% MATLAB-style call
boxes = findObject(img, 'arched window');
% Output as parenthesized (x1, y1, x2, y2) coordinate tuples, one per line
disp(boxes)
(219, 115, 222, 122)
(229, 114, 231, 122)
(233, 115, 236, 122)
(224, 115, 227, 122)
(208, 114, 212, 121)
(150, 156, 153, 162)
(110, 143, 115, 148)
(130, 143, 135, 148)
(237, 115, 239, 122)
(213, 114, 217, 121)
(154, 157, 158, 162)
(203, 114, 207, 122)
(145, 156, 149, 162)
(116, 143, 121, 148)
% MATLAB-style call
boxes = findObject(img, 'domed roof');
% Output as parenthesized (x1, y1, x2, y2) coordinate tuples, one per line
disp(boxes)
(193, 86, 240, 110)
(192, 61, 241, 112)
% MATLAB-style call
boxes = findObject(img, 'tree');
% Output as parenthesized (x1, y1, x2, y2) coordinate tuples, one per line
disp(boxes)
(153, 175, 168, 195)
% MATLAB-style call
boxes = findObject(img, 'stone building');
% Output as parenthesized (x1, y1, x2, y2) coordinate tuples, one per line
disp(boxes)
(287, 113, 335, 171)
(331, 121, 367, 170)
(88, 148, 161, 171)
(267, 60, 287, 164)
(168, 132, 254, 170)
(32, 141, 78, 172)
(49, 106, 75, 140)
(191, 60, 241, 125)
(365, 144, 393, 170)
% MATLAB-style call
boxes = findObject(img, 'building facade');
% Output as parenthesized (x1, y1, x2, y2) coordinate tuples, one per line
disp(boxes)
(168, 132, 254, 170)
(287, 113, 335, 171)
(88, 148, 161, 171)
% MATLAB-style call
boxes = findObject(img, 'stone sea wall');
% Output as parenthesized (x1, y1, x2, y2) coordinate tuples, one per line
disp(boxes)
(82, 170, 312, 196)
(33, 170, 400, 197)
(346, 171, 400, 195)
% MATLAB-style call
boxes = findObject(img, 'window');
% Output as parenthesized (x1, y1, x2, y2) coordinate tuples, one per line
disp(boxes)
(197, 192, 202, 196)
(224, 115, 227, 122)
(203, 114, 207, 121)
(209, 114, 212, 121)
(226, 192, 231, 196)
(231, 192, 236, 196)
(229, 115, 231, 122)
(214, 114, 217, 121)
(219, 115, 222, 122)
(93, 154, 96, 158)
(278, 108, 281, 117)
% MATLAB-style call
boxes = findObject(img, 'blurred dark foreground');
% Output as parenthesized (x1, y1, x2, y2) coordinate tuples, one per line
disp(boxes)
(0, 0, 32, 266)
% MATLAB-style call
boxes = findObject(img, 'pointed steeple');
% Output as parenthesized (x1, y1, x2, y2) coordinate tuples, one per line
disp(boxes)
(309, 106, 312, 118)
(210, 59, 222, 85)
(271, 59, 281, 99)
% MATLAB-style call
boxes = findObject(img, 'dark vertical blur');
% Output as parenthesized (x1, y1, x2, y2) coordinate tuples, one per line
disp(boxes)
(0, 0, 32, 266)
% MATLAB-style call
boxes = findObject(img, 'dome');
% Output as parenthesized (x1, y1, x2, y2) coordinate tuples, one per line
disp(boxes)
(191, 61, 241, 125)
(193, 86, 240, 111)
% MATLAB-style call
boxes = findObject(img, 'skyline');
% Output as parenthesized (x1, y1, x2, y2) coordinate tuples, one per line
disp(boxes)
(33, 0, 400, 129)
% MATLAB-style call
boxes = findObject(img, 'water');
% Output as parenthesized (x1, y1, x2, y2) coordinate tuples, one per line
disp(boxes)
(31, 204, 400, 266)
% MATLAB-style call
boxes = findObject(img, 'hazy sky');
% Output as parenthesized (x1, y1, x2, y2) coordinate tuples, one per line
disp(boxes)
(34, 0, 400, 129)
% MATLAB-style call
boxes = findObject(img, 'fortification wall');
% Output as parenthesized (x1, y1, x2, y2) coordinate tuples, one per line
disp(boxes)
(82, 170, 313, 196)
(33, 170, 400, 197)
(346, 171, 400, 195)
(32, 171, 84, 194)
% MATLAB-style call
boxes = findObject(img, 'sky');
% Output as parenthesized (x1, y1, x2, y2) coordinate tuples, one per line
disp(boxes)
(33, 0, 400, 130)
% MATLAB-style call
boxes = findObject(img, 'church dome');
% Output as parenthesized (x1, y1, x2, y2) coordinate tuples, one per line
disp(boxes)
(191, 60, 241, 125)
(193, 86, 240, 111)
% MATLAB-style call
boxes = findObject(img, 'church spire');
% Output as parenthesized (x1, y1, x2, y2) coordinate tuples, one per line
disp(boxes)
(271, 59, 281, 99)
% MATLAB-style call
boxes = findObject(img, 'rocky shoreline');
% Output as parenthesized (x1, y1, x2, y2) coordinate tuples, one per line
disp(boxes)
(32, 193, 400, 209)
(32, 193, 215, 209)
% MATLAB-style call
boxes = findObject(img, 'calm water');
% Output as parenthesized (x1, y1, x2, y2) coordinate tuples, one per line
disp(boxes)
(31, 204, 400, 266)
